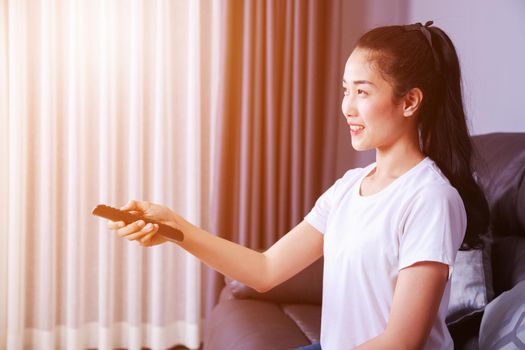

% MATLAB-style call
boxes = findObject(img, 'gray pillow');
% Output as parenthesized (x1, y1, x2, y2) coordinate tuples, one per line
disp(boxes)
(478, 280, 525, 349)
(447, 246, 494, 325)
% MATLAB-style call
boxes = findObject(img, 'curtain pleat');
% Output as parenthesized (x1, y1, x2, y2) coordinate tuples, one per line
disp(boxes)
(0, 0, 8, 344)
(0, 1, 219, 349)
(207, 0, 343, 316)
(277, 0, 294, 240)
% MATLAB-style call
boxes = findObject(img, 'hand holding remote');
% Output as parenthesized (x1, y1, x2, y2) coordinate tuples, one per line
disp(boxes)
(93, 200, 185, 245)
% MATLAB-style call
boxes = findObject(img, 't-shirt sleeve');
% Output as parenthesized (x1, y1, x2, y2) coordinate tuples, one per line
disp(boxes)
(398, 184, 467, 279)
(305, 168, 364, 234)
(304, 180, 338, 234)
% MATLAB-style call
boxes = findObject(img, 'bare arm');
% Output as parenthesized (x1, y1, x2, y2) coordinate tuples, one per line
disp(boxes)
(354, 261, 449, 350)
(109, 200, 324, 292)
(179, 219, 323, 292)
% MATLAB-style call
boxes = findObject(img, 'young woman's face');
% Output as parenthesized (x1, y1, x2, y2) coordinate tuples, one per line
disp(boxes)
(341, 48, 412, 152)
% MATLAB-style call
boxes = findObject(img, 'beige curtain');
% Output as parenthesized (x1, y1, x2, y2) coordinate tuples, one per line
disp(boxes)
(0, 0, 219, 349)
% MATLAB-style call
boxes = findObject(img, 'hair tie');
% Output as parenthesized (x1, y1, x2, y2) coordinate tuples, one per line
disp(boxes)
(404, 20, 440, 72)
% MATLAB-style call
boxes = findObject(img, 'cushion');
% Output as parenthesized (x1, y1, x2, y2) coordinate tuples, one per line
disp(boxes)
(471, 133, 525, 237)
(204, 299, 311, 350)
(478, 280, 525, 349)
(447, 247, 493, 324)
(281, 304, 321, 344)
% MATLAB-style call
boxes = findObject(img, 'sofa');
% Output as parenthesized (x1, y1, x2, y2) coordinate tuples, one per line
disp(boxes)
(204, 132, 525, 350)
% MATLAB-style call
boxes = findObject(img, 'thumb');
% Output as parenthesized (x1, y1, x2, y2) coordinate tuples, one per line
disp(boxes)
(120, 199, 147, 212)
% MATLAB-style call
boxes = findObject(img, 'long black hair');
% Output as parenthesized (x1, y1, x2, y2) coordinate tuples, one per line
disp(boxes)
(355, 22, 489, 249)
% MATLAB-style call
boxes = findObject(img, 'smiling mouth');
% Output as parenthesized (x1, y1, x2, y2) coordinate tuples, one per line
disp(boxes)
(350, 125, 365, 131)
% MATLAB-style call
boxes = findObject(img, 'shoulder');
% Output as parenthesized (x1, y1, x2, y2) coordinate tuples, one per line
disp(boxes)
(415, 183, 462, 203)
(412, 158, 450, 185)
(401, 158, 466, 216)
(405, 158, 461, 199)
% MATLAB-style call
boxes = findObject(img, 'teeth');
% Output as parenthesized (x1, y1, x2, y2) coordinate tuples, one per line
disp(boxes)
(350, 125, 364, 131)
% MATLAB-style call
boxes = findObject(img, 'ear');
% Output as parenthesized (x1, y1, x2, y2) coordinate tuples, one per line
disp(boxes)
(402, 87, 423, 118)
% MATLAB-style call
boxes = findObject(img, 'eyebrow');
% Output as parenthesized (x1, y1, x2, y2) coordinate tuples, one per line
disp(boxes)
(342, 79, 376, 87)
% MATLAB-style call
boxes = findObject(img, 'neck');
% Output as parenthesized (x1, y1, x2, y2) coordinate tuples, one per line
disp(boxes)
(373, 135, 425, 180)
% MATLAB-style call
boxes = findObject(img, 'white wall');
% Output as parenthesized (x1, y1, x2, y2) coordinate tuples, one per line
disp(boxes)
(406, 0, 525, 135)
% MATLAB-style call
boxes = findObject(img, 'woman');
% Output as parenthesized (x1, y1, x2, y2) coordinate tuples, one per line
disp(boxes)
(107, 21, 489, 349)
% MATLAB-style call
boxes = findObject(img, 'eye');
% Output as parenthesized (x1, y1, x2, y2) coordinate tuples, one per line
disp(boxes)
(357, 89, 367, 95)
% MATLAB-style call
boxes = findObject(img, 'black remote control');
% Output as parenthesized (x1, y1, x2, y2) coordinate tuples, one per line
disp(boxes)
(92, 204, 184, 242)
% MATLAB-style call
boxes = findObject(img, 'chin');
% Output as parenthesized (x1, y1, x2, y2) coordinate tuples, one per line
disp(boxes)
(351, 141, 373, 152)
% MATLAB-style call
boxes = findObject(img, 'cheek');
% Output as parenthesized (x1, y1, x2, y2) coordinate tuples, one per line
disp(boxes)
(364, 99, 398, 124)
(360, 103, 401, 140)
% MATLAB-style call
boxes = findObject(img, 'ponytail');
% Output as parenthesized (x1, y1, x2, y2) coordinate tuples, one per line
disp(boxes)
(421, 27, 489, 249)
(356, 23, 489, 249)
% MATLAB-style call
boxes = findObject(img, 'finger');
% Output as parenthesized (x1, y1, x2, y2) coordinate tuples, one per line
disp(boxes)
(140, 224, 158, 245)
(107, 220, 125, 230)
(117, 220, 146, 237)
(124, 222, 156, 241)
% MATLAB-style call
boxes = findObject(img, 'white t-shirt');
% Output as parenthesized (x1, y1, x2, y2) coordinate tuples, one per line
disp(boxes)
(304, 157, 466, 350)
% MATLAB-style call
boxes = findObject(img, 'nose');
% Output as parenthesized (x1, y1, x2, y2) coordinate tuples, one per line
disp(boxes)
(341, 93, 357, 121)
